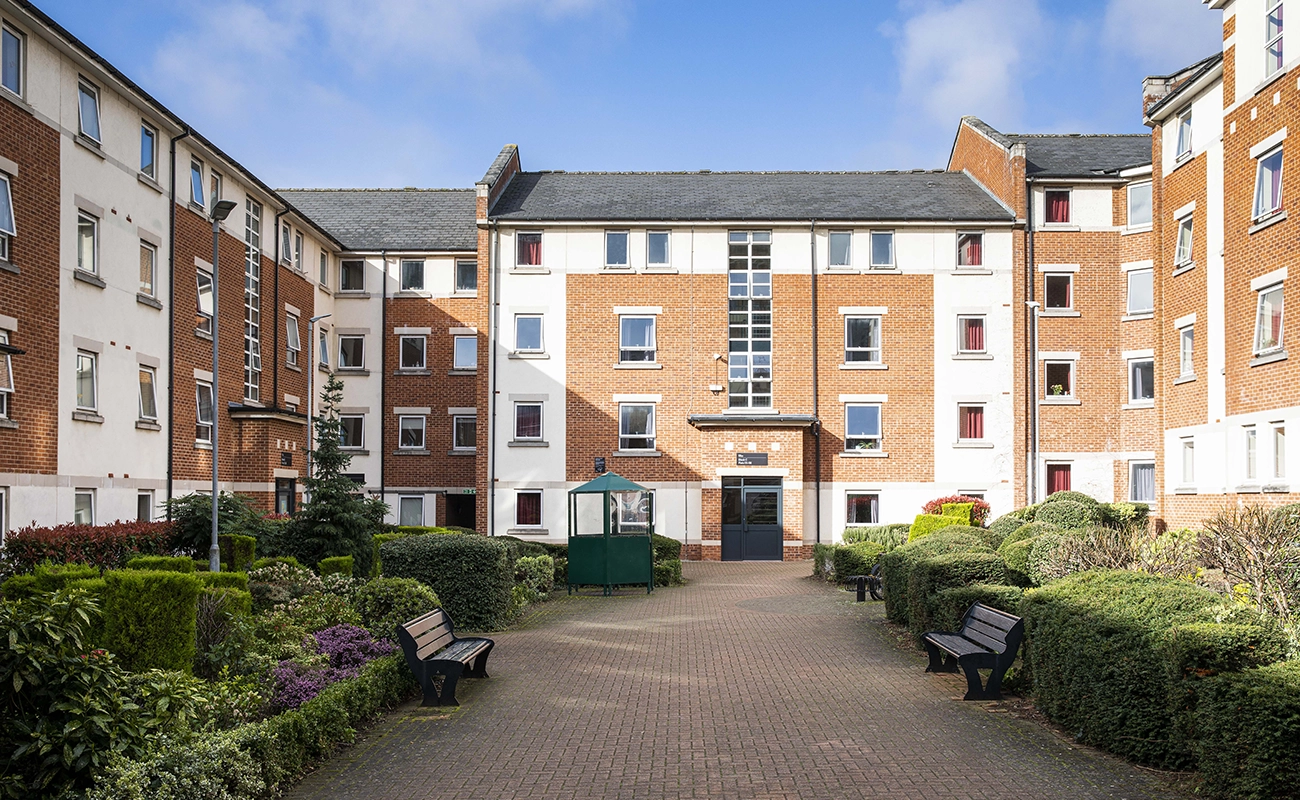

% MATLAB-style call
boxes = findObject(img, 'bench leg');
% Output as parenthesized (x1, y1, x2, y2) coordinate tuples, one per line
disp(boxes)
(958, 659, 995, 701)
(924, 641, 959, 673)
(431, 663, 465, 707)
(415, 666, 441, 707)
(469, 643, 494, 679)
(983, 664, 1008, 700)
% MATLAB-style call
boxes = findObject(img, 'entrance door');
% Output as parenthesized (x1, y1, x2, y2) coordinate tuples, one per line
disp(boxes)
(720, 477, 783, 561)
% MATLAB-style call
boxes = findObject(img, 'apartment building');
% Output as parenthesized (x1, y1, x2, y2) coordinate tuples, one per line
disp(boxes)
(950, 119, 1158, 507)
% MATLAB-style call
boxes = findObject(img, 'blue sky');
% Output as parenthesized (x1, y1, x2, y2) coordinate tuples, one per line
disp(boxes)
(40, 0, 1222, 188)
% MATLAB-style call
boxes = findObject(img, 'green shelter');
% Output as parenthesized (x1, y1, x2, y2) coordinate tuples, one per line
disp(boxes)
(567, 472, 654, 595)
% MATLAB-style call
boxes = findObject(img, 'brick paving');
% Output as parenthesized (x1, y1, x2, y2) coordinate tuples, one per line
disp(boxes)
(288, 562, 1186, 800)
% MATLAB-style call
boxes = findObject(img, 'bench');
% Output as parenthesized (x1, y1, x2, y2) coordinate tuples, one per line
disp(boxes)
(922, 602, 1023, 701)
(396, 608, 495, 707)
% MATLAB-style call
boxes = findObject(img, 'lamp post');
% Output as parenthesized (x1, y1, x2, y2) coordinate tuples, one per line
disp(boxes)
(1025, 300, 1041, 505)
(208, 199, 239, 572)
(304, 313, 331, 504)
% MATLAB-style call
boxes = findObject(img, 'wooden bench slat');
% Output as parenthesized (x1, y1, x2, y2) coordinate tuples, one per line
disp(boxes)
(406, 609, 448, 638)
(415, 630, 456, 660)
(963, 618, 1012, 645)
(923, 602, 1025, 701)
(924, 633, 989, 658)
(961, 628, 1009, 653)
(968, 604, 1018, 631)
(397, 608, 495, 707)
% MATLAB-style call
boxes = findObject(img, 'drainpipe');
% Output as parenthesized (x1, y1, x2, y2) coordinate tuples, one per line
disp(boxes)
(486, 223, 500, 536)
(1025, 177, 1038, 504)
(809, 220, 821, 545)
(165, 128, 191, 517)
(272, 210, 288, 410)
(379, 250, 388, 515)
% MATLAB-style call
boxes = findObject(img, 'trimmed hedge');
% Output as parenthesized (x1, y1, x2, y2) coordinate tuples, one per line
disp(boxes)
(494, 535, 549, 560)
(1043, 490, 1099, 506)
(203, 585, 253, 617)
(1, 562, 98, 599)
(318, 556, 354, 577)
(352, 577, 440, 640)
(380, 534, 514, 631)
(922, 494, 992, 526)
(931, 584, 1024, 634)
(880, 531, 989, 624)
(1097, 501, 1150, 530)
(842, 523, 910, 550)
(1195, 660, 1300, 800)
(103, 569, 204, 673)
(986, 513, 1030, 548)
(811, 543, 836, 580)
(219, 534, 257, 573)
(1034, 500, 1097, 530)
(1002, 521, 1060, 547)
(1020, 570, 1284, 769)
(907, 514, 966, 543)
(651, 533, 683, 563)
(125, 555, 195, 573)
(939, 502, 974, 525)
(831, 541, 885, 582)
(198, 571, 249, 591)
(654, 560, 684, 587)
(933, 524, 1001, 550)
(907, 551, 1007, 639)
(0, 520, 175, 575)
(370, 533, 408, 578)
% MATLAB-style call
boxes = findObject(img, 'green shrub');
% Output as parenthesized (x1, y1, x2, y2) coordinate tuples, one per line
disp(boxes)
(880, 531, 989, 624)
(930, 584, 1024, 634)
(370, 532, 410, 577)
(654, 559, 684, 587)
(218, 533, 257, 573)
(923, 495, 992, 526)
(811, 542, 836, 580)
(251, 556, 301, 570)
(352, 577, 440, 640)
(317, 555, 354, 577)
(380, 534, 514, 631)
(515, 554, 556, 601)
(1043, 490, 1099, 506)
(939, 502, 974, 525)
(1026, 531, 1082, 585)
(197, 571, 249, 591)
(931, 524, 1001, 549)
(553, 556, 568, 586)
(248, 562, 323, 613)
(203, 586, 252, 618)
(842, 523, 910, 551)
(907, 513, 966, 542)
(999, 520, 1059, 551)
(125, 554, 195, 573)
(986, 513, 1030, 548)
(1, 572, 38, 599)
(1195, 660, 1300, 800)
(195, 587, 252, 678)
(164, 491, 268, 557)
(1034, 500, 1098, 530)
(268, 592, 360, 633)
(907, 551, 1007, 639)
(495, 534, 549, 561)
(831, 541, 885, 582)
(1097, 502, 1149, 530)
(1020, 570, 1284, 769)
(393, 525, 460, 535)
(651, 533, 683, 562)
(999, 536, 1040, 586)
(2, 561, 99, 599)
(103, 569, 203, 673)
(538, 541, 568, 558)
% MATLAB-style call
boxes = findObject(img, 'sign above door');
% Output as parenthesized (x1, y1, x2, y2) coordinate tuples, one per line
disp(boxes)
(736, 452, 769, 466)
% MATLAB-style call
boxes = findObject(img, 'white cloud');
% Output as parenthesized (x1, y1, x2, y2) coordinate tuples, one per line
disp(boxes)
(1102, 0, 1222, 71)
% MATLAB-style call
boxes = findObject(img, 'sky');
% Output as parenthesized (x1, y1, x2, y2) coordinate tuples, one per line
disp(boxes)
(38, 0, 1223, 189)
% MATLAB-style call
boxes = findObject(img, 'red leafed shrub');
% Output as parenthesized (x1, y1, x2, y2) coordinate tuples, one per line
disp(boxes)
(1, 520, 177, 575)
(921, 495, 992, 527)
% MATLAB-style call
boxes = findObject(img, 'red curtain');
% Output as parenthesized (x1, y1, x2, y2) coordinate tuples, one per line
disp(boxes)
(1047, 192, 1070, 223)
(519, 238, 542, 266)
(1047, 465, 1071, 494)
(963, 318, 985, 351)
(517, 493, 541, 526)
(960, 407, 984, 439)
(960, 235, 982, 266)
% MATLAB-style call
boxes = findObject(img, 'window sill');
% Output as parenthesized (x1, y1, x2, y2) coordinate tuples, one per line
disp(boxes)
(953, 268, 993, 276)
(188, 202, 208, 218)
(510, 267, 549, 275)
(1122, 401, 1155, 410)
(335, 291, 371, 299)
(1122, 312, 1154, 322)
(614, 363, 662, 370)
(508, 352, 549, 360)
(1234, 484, 1263, 494)
(1172, 262, 1196, 277)
(1173, 374, 1197, 385)
(1040, 397, 1081, 405)
(393, 449, 430, 456)
(1173, 485, 1197, 495)
(1121, 225, 1152, 236)
(952, 353, 993, 361)
(394, 369, 430, 376)
(286, 363, 302, 373)
(612, 450, 661, 457)
(341, 449, 370, 457)
(135, 419, 161, 431)
(318, 364, 331, 373)
(1263, 482, 1291, 493)
(194, 441, 213, 450)
(136, 293, 163, 310)
(1250, 349, 1288, 367)
(1040, 309, 1080, 318)
(1253, 66, 1291, 97)
(508, 528, 549, 536)
(73, 270, 106, 289)
(952, 441, 995, 449)
(448, 449, 476, 456)
(0, 419, 18, 430)
(603, 265, 632, 271)
(74, 134, 104, 158)
(394, 290, 432, 299)
(195, 328, 213, 341)
(72, 410, 104, 424)
(840, 450, 887, 458)
(337, 368, 371, 376)
(0, 260, 18, 275)
(448, 368, 478, 376)
(1040, 224, 1081, 232)
(838, 363, 887, 370)
(0, 88, 34, 117)
(452, 291, 479, 299)
(1249, 210, 1288, 235)
(137, 173, 164, 194)
(867, 266, 901, 273)
(508, 440, 549, 447)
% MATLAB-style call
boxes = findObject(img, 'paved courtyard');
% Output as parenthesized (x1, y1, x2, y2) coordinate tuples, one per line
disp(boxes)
(289, 562, 1185, 800)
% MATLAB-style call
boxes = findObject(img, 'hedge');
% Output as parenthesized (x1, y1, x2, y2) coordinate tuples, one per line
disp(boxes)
(1042, 490, 1099, 506)
(318, 556, 354, 577)
(1034, 500, 1097, 530)
(654, 560, 684, 587)
(842, 524, 910, 550)
(219, 534, 258, 573)
(0, 520, 175, 574)
(907, 551, 1007, 640)
(204, 586, 253, 617)
(939, 502, 974, 525)
(198, 571, 250, 591)
(811, 543, 835, 580)
(906, 514, 966, 543)
(494, 535, 549, 560)
(922, 494, 992, 526)
(125, 555, 195, 573)
(831, 541, 885, 582)
(1, 562, 99, 599)
(986, 513, 1030, 548)
(880, 531, 989, 624)
(380, 534, 514, 631)
(1097, 502, 1149, 530)
(352, 577, 440, 640)
(930, 584, 1024, 634)
(1195, 660, 1300, 800)
(651, 534, 682, 563)
(1020, 570, 1284, 769)
(933, 524, 1002, 550)
(103, 570, 204, 673)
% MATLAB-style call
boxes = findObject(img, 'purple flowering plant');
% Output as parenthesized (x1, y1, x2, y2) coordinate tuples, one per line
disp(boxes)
(268, 624, 395, 712)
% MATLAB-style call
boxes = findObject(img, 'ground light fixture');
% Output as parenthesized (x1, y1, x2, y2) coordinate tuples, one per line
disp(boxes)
(208, 199, 239, 572)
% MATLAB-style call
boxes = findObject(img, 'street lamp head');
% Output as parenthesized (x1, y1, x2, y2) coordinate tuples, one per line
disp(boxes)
(1025, 300, 1041, 309)
(310, 313, 332, 323)
(211, 199, 239, 222)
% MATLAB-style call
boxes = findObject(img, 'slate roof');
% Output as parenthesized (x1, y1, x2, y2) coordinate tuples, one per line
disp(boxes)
(1011, 134, 1153, 177)
(488, 171, 1013, 223)
(276, 189, 477, 252)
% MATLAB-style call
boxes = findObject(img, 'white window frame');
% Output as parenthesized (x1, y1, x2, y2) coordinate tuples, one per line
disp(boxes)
(869, 230, 895, 268)
(210, 171, 222, 210)
(319, 251, 329, 286)
(1128, 358, 1155, 404)
(339, 414, 365, 450)
(73, 489, 94, 526)
(514, 314, 544, 353)
(195, 382, 213, 443)
(1274, 423, 1287, 479)
(400, 259, 424, 292)
(1253, 146, 1284, 221)
(845, 492, 879, 525)
(318, 328, 329, 367)
(1254, 283, 1285, 355)
(957, 403, 986, 441)
(398, 495, 425, 527)
(957, 315, 986, 354)
(139, 122, 157, 179)
(138, 365, 157, 421)
(1181, 437, 1196, 484)
(1044, 272, 1073, 310)
(399, 335, 426, 370)
(293, 232, 303, 272)
(1246, 426, 1259, 482)
(1179, 325, 1195, 378)
(76, 212, 97, 275)
(1175, 216, 1194, 266)
(196, 270, 213, 334)
(453, 335, 477, 370)
(339, 259, 365, 292)
(286, 314, 301, 367)
(618, 403, 656, 452)
(398, 415, 426, 451)
(0, 330, 14, 419)
(844, 403, 882, 451)
(1176, 107, 1193, 160)
(515, 489, 543, 528)
(844, 316, 882, 363)
(0, 173, 15, 252)
(337, 335, 366, 370)
(1044, 360, 1075, 399)
(1127, 181, 1153, 230)
(514, 402, 544, 442)
(1044, 188, 1072, 225)
(956, 231, 983, 268)
(137, 490, 154, 522)
(2, 23, 23, 99)
(618, 316, 656, 363)
(647, 230, 670, 267)
(139, 241, 157, 297)
(604, 230, 629, 268)
(452, 415, 476, 451)
(77, 80, 100, 143)
(455, 259, 477, 293)
(1129, 461, 1155, 503)
(0, 486, 7, 544)
(517, 231, 543, 267)
(1127, 269, 1154, 315)
(1267, 0, 1285, 78)
(75, 350, 96, 411)
(828, 231, 852, 268)
(280, 222, 292, 263)
(190, 159, 204, 208)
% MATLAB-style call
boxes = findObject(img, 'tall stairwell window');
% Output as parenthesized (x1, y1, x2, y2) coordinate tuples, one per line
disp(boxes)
(727, 231, 772, 408)
(1267, 0, 1285, 77)
(243, 199, 263, 401)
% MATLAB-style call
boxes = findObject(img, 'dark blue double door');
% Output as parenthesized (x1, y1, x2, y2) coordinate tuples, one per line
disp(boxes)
(721, 476, 782, 561)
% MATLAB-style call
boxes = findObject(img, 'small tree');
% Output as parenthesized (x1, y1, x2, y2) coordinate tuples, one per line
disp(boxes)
(289, 372, 385, 575)
(1201, 504, 1300, 655)
(164, 492, 267, 557)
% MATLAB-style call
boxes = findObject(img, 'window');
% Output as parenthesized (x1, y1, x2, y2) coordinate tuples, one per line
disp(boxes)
(453, 336, 477, 370)
(280, 223, 291, 263)
(957, 316, 985, 354)
(1046, 463, 1072, 494)
(77, 81, 100, 142)
(243, 200, 263, 402)
(515, 315, 544, 353)
(139, 242, 156, 297)
(514, 402, 543, 441)
(1044, 273, 1072, 309)
(1044, 361, 1074, 398)
(286, 315, 301, 367)
(210, 171, 222, 210)
(1181, 438, 1196, 484)
(338, 336, 365, 369)
(275, 478, 296, 516)
(293, 232, 303, 271)
(0, 331, 14, 419)
(340, 260, 364, 291)
(1180, 326, 1195, 377)
(318, 329, 329, 367)
(195, 271, 213, 333)
(1130, 462, 1155, 503)
(1045, 189, 1071, 224)
(77, 212, 97, 274)
(1176, 108, 1193, 160)
(339, 415, 364, 449)
(845, 494, 878, 525)
(958, 405, 985, 440)
(399, 335, 426, 370)
(829, 231, 852, 267)
(1175, 216, 1194, 266)
(1129, 359, 1154, 403)
(845, 404, 882, 451)
(75, 351, 96, 411)
(1254, 147, 1284, 220)
(140, 123, 156, 179)
(190, 160, 204, 208)
(1127, 182, 1152, 228)
(619, 404, 655, 451)
(399, 496, 424, 527)
(73, 490, 94, 526)
(1275, 424, 1287, 478)
(1246, 427, 1259, 481)
(605, 231, 629, 267)
(398, 416, 425, 450)
(138, 366, 157, 420)
(647, 231, 670, 267)
(870, 231, 894, 268)
(1127, 269, 1153, 314)
(727, 231, 774, 408)
(1255, 284, 1285, 353)
(195, 382, 213, 442)
(137, 491, 153, 522)
(957, 232, 983, 267)
(517, 232, 542, 266)
(400, 259, 424, 291)
(844, 316, 881, 363)
(319, 252, 329, 286)
(516, 490, 542, 527)
(455, 260, 477, 292)
(619, 316, 656, 363)
(2, 24, 22, 96)
(1267, 0, 1285, 77)
(0, 173, 14, 261)
(453, 415, 476, 451)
